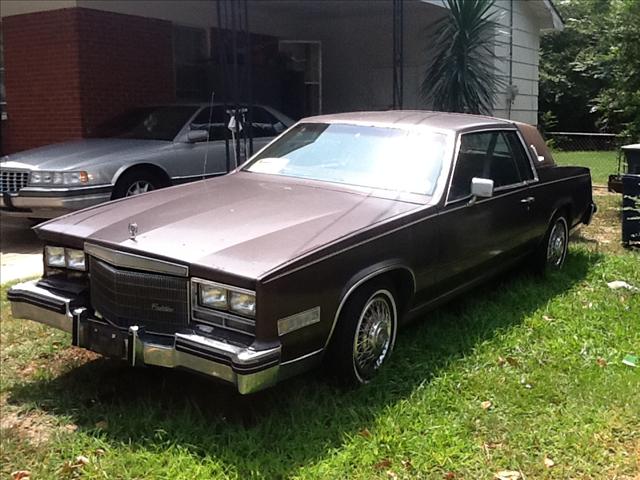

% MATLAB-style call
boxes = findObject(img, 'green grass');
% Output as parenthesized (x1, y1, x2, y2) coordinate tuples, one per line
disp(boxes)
(1, 247, 639, 479)
(553, 150, 620, 185)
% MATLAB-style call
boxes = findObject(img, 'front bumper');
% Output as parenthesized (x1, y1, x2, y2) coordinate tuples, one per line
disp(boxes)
(8, 280, 281, 394)
(1, 185, 112, 218)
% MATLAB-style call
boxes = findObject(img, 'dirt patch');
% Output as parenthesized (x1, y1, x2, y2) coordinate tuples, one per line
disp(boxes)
(0, 407, 77, 447)
(571, 188, 631, 255)
(19, 347, 101, 380)
(48, 347, 101, 374)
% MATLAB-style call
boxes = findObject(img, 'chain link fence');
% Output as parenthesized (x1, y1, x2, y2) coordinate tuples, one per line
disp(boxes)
(544, 132, 633, 185)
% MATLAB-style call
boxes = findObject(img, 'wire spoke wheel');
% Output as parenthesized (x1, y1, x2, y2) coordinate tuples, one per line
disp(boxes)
(126, 180, 154, 197)
(353, 294, 394, 381)
(546, 218, 567, 267)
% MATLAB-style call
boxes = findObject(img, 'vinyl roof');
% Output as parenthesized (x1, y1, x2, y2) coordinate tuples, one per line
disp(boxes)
(301, 110, 517, 133)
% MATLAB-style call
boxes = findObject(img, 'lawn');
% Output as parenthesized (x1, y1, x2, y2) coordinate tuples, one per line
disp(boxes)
(1, 242, 638, 479)
(553, 150, 620, 185)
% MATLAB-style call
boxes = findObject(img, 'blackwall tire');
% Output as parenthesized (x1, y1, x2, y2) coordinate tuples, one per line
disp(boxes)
(112, 171, 162, 199)
(534, 213, 569, 274)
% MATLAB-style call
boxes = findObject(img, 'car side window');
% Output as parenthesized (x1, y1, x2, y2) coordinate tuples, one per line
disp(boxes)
(505, 132, 535, 181)
(449, 131, 523, 202)
(250, 107, 285, 138)
(190, 106, 231, 141)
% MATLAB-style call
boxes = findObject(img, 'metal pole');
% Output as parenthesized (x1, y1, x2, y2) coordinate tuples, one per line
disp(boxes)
(392, 0, 404, 109)
(244, 0, 254, 156)
(231, 0, 240, 168)
(216, 0, 231, 172)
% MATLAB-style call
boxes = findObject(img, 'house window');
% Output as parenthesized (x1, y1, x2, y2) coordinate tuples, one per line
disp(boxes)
(173, 25, 209, 101)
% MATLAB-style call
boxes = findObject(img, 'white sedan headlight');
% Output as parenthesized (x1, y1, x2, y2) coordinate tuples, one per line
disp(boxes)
(44, 246, 86, 271)
(31, 171, 89, 186)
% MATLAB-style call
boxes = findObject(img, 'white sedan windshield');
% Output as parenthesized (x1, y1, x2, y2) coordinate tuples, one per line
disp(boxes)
(245, 123, 448, 195)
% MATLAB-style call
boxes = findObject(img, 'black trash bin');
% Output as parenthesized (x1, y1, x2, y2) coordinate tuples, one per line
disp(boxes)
(609, 144, 640, 193)
(622, 144, 640, 174)
(622, 174, 640, 247)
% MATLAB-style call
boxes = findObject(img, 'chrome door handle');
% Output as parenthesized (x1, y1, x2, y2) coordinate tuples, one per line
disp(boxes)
(520, 196, 535, 204)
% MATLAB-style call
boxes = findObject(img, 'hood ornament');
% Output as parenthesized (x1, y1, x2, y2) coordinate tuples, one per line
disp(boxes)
(128, 222, 138, 241)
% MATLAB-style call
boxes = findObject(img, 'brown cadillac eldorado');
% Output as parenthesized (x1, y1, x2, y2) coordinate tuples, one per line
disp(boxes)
(8, 111, 596, 394)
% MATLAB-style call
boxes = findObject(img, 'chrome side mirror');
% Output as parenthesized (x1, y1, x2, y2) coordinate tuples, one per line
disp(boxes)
(186, 129, 209, 143)
(469, 177, 494, 205)
(530, 144, 545, 162)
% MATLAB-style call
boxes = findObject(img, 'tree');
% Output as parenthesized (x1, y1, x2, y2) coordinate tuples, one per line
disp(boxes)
(539, 0, 640, 138)
(421, 0, 502, 115)
(592, 0, 640, 139)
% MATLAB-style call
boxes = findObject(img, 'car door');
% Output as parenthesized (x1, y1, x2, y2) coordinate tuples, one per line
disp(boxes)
(433, 129, 536, 295)
(247, 106, 288, 153)
(170, 106, 287, 182)
(176, 106, 235, 179)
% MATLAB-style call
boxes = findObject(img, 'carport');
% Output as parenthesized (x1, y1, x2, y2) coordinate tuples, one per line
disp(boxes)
(219, 0, 446, 115)
(202, 0, 446, 159)
(1, 0, 561, 155)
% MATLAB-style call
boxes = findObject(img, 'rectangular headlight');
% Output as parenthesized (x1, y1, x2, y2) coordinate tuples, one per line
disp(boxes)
(199, 284, 228, 309)
(45, 246, 66, 267)
(66, 248, 86, 271)
(30, 171, 89, 185)
(229, 291, 256, 318)
(44, 246, 86, 271)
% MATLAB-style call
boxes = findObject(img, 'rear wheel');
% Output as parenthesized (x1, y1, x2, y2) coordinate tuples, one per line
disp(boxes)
(534, 213, 569, 274)
(327, 281, 398, 386)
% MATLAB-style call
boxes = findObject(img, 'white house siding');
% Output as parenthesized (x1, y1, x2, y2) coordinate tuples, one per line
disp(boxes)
(491, 0, 542, 125)
(0, 0, 77, 17)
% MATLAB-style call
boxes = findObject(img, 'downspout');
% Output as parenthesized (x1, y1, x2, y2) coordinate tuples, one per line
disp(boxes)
(507, 0, 514, 119)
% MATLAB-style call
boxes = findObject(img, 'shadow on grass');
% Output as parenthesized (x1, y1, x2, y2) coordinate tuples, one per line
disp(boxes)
(7, 249, 600, 477)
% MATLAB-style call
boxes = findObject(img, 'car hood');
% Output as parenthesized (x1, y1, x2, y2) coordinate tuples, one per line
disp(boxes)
(0, 138, 170, 171)
(37, 172, 420, 280)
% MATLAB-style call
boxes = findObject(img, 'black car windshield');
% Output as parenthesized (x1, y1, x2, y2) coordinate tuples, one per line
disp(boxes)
(91, 106, 199, 141)
(244, 123, 448, 195)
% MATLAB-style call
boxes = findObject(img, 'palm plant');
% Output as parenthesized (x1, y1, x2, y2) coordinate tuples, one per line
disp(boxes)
(421, 0, 503, 114)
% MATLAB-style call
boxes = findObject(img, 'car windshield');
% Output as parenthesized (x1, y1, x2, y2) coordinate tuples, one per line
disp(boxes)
(244, 123, 448, 195)
(91, 106, 199, 141)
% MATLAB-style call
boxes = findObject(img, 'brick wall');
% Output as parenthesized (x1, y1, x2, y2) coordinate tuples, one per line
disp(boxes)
(2, 7, 176, 154)
(2, 9, 84, 153)
(75, 8, 175, 137)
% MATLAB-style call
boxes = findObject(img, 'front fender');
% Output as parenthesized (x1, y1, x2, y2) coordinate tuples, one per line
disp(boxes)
(111, 162, 171, 186)
(325, 261, 416, 349)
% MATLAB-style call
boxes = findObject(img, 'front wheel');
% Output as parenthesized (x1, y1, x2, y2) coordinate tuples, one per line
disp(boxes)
(327, 282, 398, 386)
(112, 171, 162, 199)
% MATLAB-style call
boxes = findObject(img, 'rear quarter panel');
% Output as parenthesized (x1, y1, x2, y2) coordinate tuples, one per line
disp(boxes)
(531, 165, 593, 234)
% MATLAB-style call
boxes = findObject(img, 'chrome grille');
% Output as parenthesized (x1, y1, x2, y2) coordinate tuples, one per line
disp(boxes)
(89, 257, 189, 333)
(0, 170, 30, 193)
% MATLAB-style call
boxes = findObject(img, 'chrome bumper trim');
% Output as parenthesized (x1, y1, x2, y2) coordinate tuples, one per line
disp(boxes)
(129, 331, 280, 394)
(8, 282, 280, 394)
(0, 189, 111, 217)
(8, 281, 74, 333)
